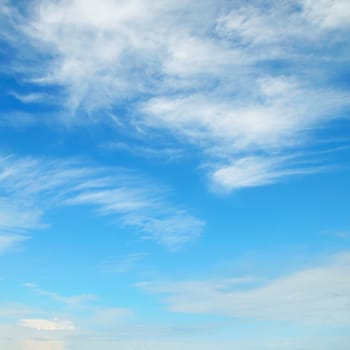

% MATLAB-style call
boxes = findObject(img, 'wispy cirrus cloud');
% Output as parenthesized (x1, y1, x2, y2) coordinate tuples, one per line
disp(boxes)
(102, 141, 185, 161)
(0, 154, 204, 248)
(1, 0, 350, 191)
(140, 77, 349, 192)
(24, 283, 97, 307)
(10, 92, 45, 104)
(138, 251, 350, 327)
(210, 156, 324, 191)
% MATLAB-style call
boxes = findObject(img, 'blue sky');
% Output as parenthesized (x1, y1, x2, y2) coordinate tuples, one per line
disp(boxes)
(1, 0, 350, 349)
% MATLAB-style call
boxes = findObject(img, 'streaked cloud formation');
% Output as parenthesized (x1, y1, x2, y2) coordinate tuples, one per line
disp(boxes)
(0, 154, 203, 248)
(24, 283, 97, 306)
(2, 0, 349, 190)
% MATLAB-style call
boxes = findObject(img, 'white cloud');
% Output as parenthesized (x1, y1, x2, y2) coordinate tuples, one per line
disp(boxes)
(216, 4, 293, 44)
(138, 252, 350, 327)
(18, 318, 75, 331)
(140, 77, 348, 190)
(302, 0, 350, 29)
(216, 1, 350, 44)
(210, 156, 321, 191)
(163, 35, 243, 77)
(140, 77, 349, 152)
(10, 92, 44, 103)
(2, 0, 350, 190)
(0, 154, 204, 248)
(22, 0, 195, 111)
(102, 141, 184, 161)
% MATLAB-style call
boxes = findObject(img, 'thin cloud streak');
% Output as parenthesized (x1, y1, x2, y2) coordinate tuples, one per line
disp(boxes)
(0, 154, 204, 248)
(24, 283, 97, 307)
